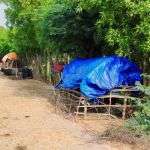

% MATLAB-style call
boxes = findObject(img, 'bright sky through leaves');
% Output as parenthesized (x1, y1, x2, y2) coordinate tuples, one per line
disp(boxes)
(0, 3, 7, 27)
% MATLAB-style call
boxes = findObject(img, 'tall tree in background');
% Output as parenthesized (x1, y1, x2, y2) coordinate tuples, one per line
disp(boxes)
(93, 0, 150, 71)
(4, 0, 41, 55)
(1, 0, 150, 72)
(0, 27, 12, 57)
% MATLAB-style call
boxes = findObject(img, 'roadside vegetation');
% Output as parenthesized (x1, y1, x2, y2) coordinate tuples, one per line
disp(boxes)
(126, 75, 150, 135)
(0, 27, 12, 57)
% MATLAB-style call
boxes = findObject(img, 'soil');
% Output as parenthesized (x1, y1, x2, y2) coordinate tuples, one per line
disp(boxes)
(0, 75, 136, 150)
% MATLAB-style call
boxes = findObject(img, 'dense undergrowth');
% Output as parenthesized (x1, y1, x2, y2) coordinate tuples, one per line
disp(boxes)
(126, 75, 150, 135)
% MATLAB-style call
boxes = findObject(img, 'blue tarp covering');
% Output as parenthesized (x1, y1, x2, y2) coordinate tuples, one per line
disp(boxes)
(56, 56, 141, 99)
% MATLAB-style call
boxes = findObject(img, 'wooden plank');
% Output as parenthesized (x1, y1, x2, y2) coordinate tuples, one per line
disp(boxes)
(77, 105, 131, 108)
(97, 95, 134, 99)
(74, 112, 85, 114)
(111, 88, 139, 92)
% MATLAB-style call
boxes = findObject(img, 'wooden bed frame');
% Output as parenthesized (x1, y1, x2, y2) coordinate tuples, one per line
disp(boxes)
(53, 86, 139, 119)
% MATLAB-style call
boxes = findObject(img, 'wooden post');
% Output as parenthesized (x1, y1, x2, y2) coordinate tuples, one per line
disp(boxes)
(12, 60, 18, 79)
(68, 92, 72, 113)
(46, 59, 50, 81)
(122, 96, 127, 120)
(108, 92, 112, 117)
(84, 99, 87, 119)
(76, 97, 82, 117)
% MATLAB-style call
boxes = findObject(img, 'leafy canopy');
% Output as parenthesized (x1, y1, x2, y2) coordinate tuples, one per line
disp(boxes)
(1, 0, 150, 61)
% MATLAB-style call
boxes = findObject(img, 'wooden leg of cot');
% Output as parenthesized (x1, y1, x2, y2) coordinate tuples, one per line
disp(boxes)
(122, 97, 127, 120)
(76, 97, 82, 118)
(108, 93, 112, 119)
(84, 99, 87, 119)
(68, 92, 72, 114)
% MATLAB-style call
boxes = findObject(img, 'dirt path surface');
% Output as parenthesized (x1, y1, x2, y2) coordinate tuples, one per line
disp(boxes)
(0, 76, 133, 150)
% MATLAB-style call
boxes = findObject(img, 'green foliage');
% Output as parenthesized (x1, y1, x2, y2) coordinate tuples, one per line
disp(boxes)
(126, 75, 150, 135)
(3, 0, 42, 55)
(0, 27, 12, 56)
(0, 0, 149, 74)
(96, 0, 150, 56)
(2, 0, 150, 57)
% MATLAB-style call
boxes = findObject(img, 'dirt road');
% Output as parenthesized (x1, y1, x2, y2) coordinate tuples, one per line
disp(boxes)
(0, 76, 133, 150)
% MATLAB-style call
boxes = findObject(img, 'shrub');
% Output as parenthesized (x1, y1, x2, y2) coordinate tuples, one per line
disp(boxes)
(126, 75, 150, 135)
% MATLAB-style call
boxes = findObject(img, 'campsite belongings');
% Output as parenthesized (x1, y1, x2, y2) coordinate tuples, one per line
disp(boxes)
(1, 52, 33, 79)
(56, 56, 142, 100)
(2, 52, 17, 63)
(52, 63, 64, 73)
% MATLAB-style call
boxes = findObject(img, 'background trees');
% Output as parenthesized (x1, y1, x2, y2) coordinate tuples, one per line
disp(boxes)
(0, 27, 12, 57)
(0, 0, 149, 76)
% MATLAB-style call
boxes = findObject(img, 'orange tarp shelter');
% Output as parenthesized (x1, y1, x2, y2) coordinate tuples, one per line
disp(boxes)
(2, 52, 18, 63)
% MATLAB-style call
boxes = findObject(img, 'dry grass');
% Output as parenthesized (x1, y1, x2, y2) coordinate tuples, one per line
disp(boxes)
(96, 127, 150, 150)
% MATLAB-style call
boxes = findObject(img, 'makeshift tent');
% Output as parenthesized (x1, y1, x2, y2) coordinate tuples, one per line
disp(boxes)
(56, 56, 142, 99)
(2, 52, 18, 63)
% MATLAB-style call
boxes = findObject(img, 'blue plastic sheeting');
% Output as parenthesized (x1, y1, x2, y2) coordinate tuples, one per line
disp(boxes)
(57, 56, 141, 99)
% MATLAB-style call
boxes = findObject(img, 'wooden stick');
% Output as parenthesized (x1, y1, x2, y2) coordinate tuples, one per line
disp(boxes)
(122, 95, 127, 119)
(108, 92, 112, 116)
(84, 99, 87, 119)
(77, 105, 131, 108)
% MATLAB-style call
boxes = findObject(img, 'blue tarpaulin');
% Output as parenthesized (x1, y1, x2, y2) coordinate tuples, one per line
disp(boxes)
(56, 56, 141, 99)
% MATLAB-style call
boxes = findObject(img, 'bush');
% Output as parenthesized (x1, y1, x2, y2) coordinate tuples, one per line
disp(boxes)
(126, 75, 150, 135)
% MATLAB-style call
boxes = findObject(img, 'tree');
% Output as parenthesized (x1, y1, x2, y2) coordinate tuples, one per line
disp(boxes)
(4, 0, 41, 56)
(2, 0, 150, 72)
(0, 27, 12, 57)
